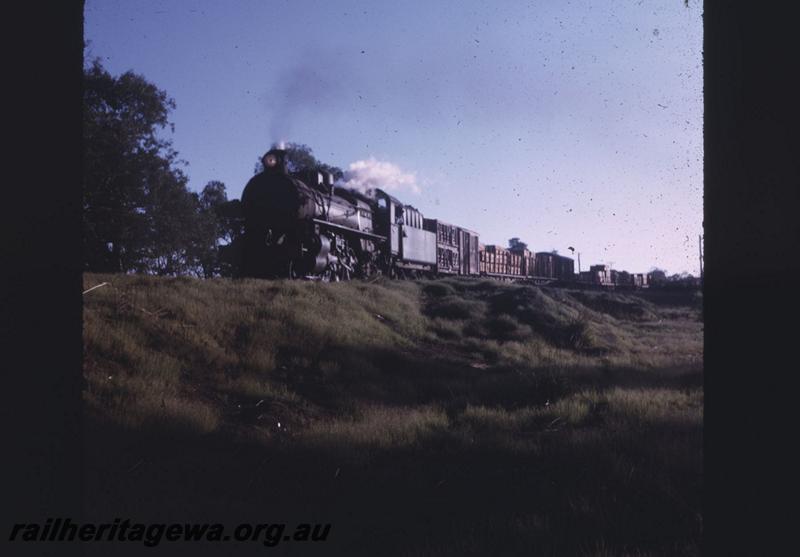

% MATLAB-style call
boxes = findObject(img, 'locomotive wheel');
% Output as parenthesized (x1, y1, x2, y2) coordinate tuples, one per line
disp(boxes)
(320, 265, 344, 282)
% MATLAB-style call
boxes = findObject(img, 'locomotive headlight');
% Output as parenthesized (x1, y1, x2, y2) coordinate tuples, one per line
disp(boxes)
(264, 153, 278, 168)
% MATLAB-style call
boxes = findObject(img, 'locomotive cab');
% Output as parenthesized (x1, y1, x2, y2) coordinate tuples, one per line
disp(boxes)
(374, 189, 436, 271)
(374, 190, 401, 256)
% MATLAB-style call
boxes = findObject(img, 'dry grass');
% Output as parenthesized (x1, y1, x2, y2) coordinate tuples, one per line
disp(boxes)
(300, 405, 449, 451)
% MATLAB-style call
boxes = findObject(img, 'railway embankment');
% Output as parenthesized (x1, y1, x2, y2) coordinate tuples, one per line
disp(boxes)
(82, 273, 703, 556)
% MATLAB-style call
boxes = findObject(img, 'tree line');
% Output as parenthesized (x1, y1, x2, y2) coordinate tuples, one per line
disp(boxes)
(84, 58, 337, 277)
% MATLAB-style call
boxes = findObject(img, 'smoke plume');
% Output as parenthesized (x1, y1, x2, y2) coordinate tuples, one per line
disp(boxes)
(266, 51, 352, 143)
(339, 158, 421, 196)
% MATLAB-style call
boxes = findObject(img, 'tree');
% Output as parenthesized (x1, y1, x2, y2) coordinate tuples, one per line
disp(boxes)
(135, 163, 203, 276)
(189, 180, 237, 278)
(648, 268, 668, 285)
(198, 180, 227, 213)
(253, 142, 343, 179)
(508, 237, 528, 251)
(83, 58, 203, 275)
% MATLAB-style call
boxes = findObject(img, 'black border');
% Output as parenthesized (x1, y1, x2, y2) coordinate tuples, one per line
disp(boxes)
(704, 2, 800, 555)
(4, 2, 85, 556)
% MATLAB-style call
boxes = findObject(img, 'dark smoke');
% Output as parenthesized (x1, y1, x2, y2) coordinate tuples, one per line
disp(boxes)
(266, 50, 354, 142)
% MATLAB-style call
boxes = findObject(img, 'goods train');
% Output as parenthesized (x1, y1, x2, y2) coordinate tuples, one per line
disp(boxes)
(219, 147, 645, 288)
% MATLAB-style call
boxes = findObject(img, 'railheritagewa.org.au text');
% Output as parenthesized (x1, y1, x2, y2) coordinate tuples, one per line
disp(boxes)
(9, 518, 331, 547)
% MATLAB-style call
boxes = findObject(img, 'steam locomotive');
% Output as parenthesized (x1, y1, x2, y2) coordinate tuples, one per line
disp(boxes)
(219, 146, 575, 283)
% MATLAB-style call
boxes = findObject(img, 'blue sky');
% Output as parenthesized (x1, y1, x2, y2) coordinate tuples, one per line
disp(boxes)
(85, 0, 703, 275)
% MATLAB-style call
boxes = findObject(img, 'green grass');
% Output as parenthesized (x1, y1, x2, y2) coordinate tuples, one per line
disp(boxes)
(83, 273, 702, 556)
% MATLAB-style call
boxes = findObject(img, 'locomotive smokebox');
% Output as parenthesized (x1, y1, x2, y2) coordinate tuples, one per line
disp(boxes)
(242, 168, 317, 231)
(261, 148, 289, 174)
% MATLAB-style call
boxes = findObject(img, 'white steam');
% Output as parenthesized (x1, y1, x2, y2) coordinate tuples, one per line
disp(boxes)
(339, 158, 421, 195)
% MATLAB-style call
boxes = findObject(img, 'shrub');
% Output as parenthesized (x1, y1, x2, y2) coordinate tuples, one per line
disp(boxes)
(426, 296, 485, 320)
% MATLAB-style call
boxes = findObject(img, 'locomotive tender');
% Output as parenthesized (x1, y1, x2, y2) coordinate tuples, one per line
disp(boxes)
(221, 146, 574, 283)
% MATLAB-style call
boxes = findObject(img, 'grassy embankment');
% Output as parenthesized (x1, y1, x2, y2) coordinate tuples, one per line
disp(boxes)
(83, 274, 702, 556)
